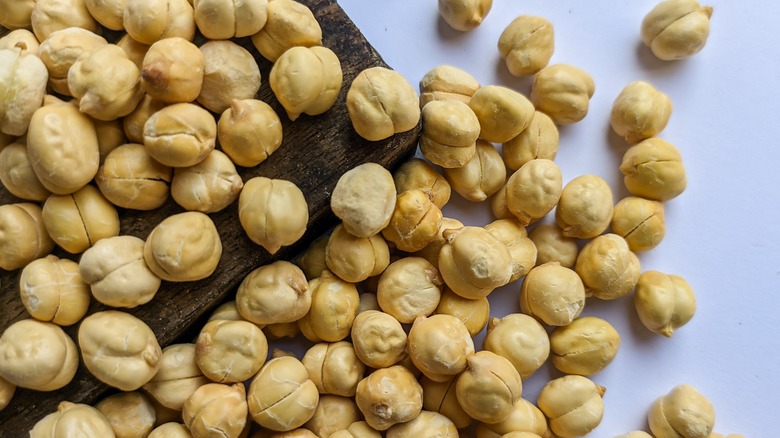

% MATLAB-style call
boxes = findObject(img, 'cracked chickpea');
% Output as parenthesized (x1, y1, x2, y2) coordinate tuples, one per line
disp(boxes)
(438, 226, 513, 299)
(641, 0, 713, 61)
(218, 98, 283, 167)
(346, 66, 420, 141)
(250, 0, 322, 62)
(171, 149, 244, 213)
(0, 203, 54, 271)
(30, 402, 115, 438)
(42, 185, 120, 254)
(95, 391, 156, 438)
(621, 137, 687, 201)
(248, 356, 319, 432)
(96, 143, 172, 210)
(393, 158, 451, 209)
(408, 314, 475, 382)
(123, 0, 195, 45)
(326, 224, 390, 283)
(435, 287, 490, 336)
(194, 0, 268, 39)
(550, 316, 621, 376)
(195, 319, 268, 383)
(303, 341, 365, 397)
(298, 270, 359, 342)
(556, 174, 614, 239)
(144, 103, 217, 168)
(239, 177, 309, 255)
(521, 262, 585, 326)
(377, 257, 443, 323)
(469, 85, 535, 143)
(648, 384, 715, 438)
(485, 218, 537, 283)
(498, 15, 554, 76)
(142, 343, 210, 411)
(421, 376, 472, 429)
(199, 40, 262, 113)
(0, 48, 47, 137)
(528, 223, 578, 269)
(576, 234, 641, 300)
(505, 159, 562, 226)
(331, 162, 396, 238)
(183, 383, 248, 438)
(382, 189, 442, 252)
(611, 81, 673, 144)
(635, 271, 696, 337)
(475, 398, 550, 438)
(531, 64, 595, 125)
(419, 65, 480, 108)
(237, 261, 311, 325)
(456, 351, 523, 424)
(611, 196, 666, 252)
(503, 111, 559, 171)
(351, 310, 407, 368)
(20, 255, 90, 326)
(419, 99, 480, 169)
(355, 365, 423, 431)
(483, 313, 550, 380)
(444, 139, 506, 202)
(538, 375, 605, 438)
(270, 46, 343, 121)
(141, 37, 204, 104)
(144, 211, 222, 282)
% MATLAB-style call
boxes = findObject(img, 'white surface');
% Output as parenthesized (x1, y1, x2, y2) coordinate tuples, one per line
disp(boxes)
(338, 0, 779, 436)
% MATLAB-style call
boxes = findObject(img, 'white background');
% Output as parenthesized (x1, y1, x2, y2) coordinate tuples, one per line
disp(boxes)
(338, 0, 779, 436)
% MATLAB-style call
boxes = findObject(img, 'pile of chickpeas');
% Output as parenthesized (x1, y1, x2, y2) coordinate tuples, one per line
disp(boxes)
(0, 0, 743, 436)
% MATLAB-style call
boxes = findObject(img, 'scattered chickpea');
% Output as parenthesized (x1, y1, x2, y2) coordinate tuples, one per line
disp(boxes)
(498, 15, 555, 76)
(96, 143, 172, 210)
(247, 356, 319, 432)
(237, 260, 311, 325)
(393, 158, 451, 209)
(420, 100, 480, 169)
(620, 137, 687, 201)
(419, 65, 480, 108)
(195, 319, 268, 383)
(148, 422, 192, 438)
(144, 103, 217, 168)
(474, 398, 550, 438)
(19, 255, 90, 326)
(183, 383, 248, 438)
(485, 218, 537, 283)
(537, 375, 605, 438)
(37, 28, 107, 96)
(610, 81, 673, 144)
(250, 0, 322, 62)
(171, 149, 244, 213)
(415, 217, 464, 267)
(331, 162, 397, 238)
(355, 365, 423, 431)
(528, 223, 579, 268)
(521, 262, 585, 326)
(326, 224, 390, 283)
(123, 0, 195, 45)
(270, 46, 343, 121)
(438, 0, 491, 31)
(387, 410, 459, 437)
(556, 174, 614, 239)
(351, 310, 407, 368)
(502, 111, 559, 171)
(531, 64, 595, 125)
(0, 0, 35, 29)
(239, 176, 309, 254)
(634, 270, 697, 337)
(408, 314, 475, 382)
(0, 142, 51, 201)
(469, 85, 535, 143)
(483, 313, 550, 380)
(576, 233, 641, 300)
(198, 40, 262, 113)
(42, 185, 120, 254)
(218, 98, 283, 167)
(435, 287, 490, 336)
(0, 203, 54, 271)
(438, 226, 513, 299)
(456, 350, 523, 424)
(31, 0, 100, 42)
(505, 159, 563, 226)
(641, 0, 713, 61)
(550, 316, 621, 376)
(193, 0, 269, 39)
(95, 391, 156, 438)
(444, 139, 506, 201)
(382, 189, 443, 252)
(611, 196, 666, 252)
(83, 0, 127, 30)
(296, 235, 329, 280)
(298, 270, 359, 342)
(420, 376, 472, 429)
(303, 342, 365, 397)
(377, 257, 443, 323)
(141, 37, 204, 104)
(30, 401, 115, 437)
(305, 395, 362, 438)
(142, 343, 210, 411)
(648, 384, 715, 438)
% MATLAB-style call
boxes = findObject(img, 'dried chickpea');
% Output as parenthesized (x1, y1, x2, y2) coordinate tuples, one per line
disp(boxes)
(93, 118, 127, 163)
(648, 384, 715, 438)
(438, 226, 513, 299)
(351, 310, 407, 368)
(346, 66, 420, 141)
(83, 0, 127, 30)
(421, 377, 472, 429)
(330, 421, 382, 438)
(198, 40, 262, 113)
(239, 177, 309, 254)
(0, 47, 47, 137)
(117, 34, 150, 70)
(435, 287, 490, 336)
(634, 271, 696, 337)
(505, 159, 562, 226)
(196, 319, 268, 383)
(420, 99, 480, 168)
(123, 95, 165, 144)
(248, 356, 319, 432)
(265, 322, 300, 340)
(611, 196, 666, 252)
(537, 375, 605, 438)
(19, 255, 90, 326)
(457, 351, 523, 424)
(250, 0, 321, 62)
(37, 28, 107, 96)
(490, 185, 513, 220)
(141, 37, 204, 104)
(0, 0, 35, 29)
(438, 0, 491, 31)
(709, 434, 745, 438)
(393, 158, 451, 209)
(419, 64, 480, 108)
(555, 174, 614, 239)
(95, 391, 156, 438)
(0, 142, 51, 201)
(31, 0, 99, 42)
(485, 218, 537, 283)
(79, 311, 161, 390)
(298, 270, 359, 342)
(30, 401, 115, 437)
(620, 137, 687, 201)
(171, 149, 243, 213)
(143, 343, 210, 411)
(468, 85, 535, 143)
(183, 383, 247, 438)
(615, 432, 653, 438)
(326, 224, 390, 283)
(387, 410, 458, 437)
(296, 235, 328, 280)
(305, 395, 362, 438)
(237, 260, 311, 325)
(0, 29, 39, 54)
(355, 365, 423, 431)
(0, 376, 14, 411)
(483, 313, 550, 379)
(218, 98, 283, 167)
(382, 188, 442, 252)
(377, 257, 443, 323)
(531, 64, 595, 125)
(408, 314, 475, 382)
(415, 217, 464, 267)
(0, 319, 78, 391)
(503, 111, 559, 171)
(357, 292, 380, 313)
(475, 398, 550, 438)
(331, 162, 396, 238)
(123, 0, 195, 45)
(641, 0, 713, 61)
(148, 423, 192, 438)
(42, 185, 120, 254)
(270, 46, 343, 121)
(576, 234, 641, 300)
(528, 224, 576, 268)
(194, 0, 268, 39)
(208, 300, 256, 324)
(303, 341, 365, 397)
(96, 143, 172, 210)
(150, 400, 182, 429)
(144, 103, 216, 168)
(611, 81, 673, 144)
(444, 139, 505, 201)
(0, 203, 54, 270)
(498, 16, 554, 76)
(521, 262, 585, 326)
(550, 316, 621, 376)
(144, 211, 222, 282)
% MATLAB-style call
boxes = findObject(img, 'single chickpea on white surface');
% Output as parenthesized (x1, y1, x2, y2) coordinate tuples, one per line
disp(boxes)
(648, 384, 715, 438)
(641, 0, 713, 61)
(498, 15, 554, 77)
(620, 137, 687, 201)
(610, 81, 673, 144)
(634, 270, 697, 337)
(611, 196, 666, 252)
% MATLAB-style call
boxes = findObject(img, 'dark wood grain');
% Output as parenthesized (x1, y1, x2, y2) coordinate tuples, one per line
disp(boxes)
(0, 0, 420, 434)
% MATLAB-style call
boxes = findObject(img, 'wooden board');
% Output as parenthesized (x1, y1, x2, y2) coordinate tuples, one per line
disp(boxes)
(0, 0, 421, 434)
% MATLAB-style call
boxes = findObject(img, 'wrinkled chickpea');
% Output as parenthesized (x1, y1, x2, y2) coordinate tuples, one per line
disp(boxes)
(537, 375, 605, 438)
(0, 203, 54, 270)
(123, 0, 195, 45)
(239, 177, 309, 254)
(377, 257, 443, 323)
(435, 287, 490, 336)
(305, 395, 362, 438)
(505, 159, 563, 226)
(0, 319, 78, 391)
(421, 377, 472, 429)
(330, 421, 382, 438)
(438, 0, 491, 31)
(415, 217, 464, 267)
(648, 384, 715, 438)
(96, 143, 172, 210)
(620, 137, 687, 201)
(303, 341, 365, 397)
(420, 99, 480, 169)
(351, 310, 407, 368)
(95, 391, 156, 438)
(171, 149, 243, 213)
(438, 226, 513, 299)
(635, 270, 696, 337)
(141, 37, 204, 104)
(388, 410, 458, 437)
(196, 319, 268, 383)
(42, 185, 120, 254)
(456, 351, 523, 424)
(326, 224, 390, 283)
(194, 0, 268, 39)
(144, 103, 216, 167)
(30, 401, 115, 437)
(299, 270, 359, 342)
(611, 196, 666, 252)
(393, 158, 451, 209)
(355, 365, 423, 431)
(346, 66, 421, 141)
(143, 343, 210, 411)
(485, 218, 537, 283)
(19, 255, 90, 326)
(251, 0, 322, 62)
(531, 64, 595, 125)
(296, 235, 329, 280)
(475, 398, 550, 438)
(123, 95, 165, 144)
(0, 0, 35, 29)
(528, 223, 578, 268)
(576, 234, 641, 300)
(408, 314, 475, 382)
(556, 174, 614, 239)
(503, 111, 559, 171)
(0, 48, 48, 136)
(117, 34, 150, 70)
(31, 0, 99, 42)
(0, 376, 14, 411)
(270, 46, 343, 121)
(37, 28, 107, 96)
(498, 15, 554, 76)
(218, 98, 283, 167)
(444, 139, 506, 201)
(521, 262, 585, 326)
(382, 189, 442, 252)
(198, 40, 262, 113)
(468, 85, 535, 143)
(611, 81, 673, 144)
(419, 64, 480, 108)
(144, 211, 222, 282)
(483, 313, 550, 380)
(148, 422, 192, 438)
(331, 162, 396, 237)
(550, 316, 621, 376)
(0, 142, 51, 201)
(247, 356, 319, 432)
(183, 383, 247, 438)
(237, 261, 310, 325)
(641, 0, 713, 61)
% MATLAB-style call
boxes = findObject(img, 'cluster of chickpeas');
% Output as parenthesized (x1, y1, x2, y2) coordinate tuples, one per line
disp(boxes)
(0, 0, 743, 437)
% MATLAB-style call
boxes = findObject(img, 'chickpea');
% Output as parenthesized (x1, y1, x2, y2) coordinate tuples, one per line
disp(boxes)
(0, 376, 14, 411)
(550, 316, 621, 376)
(483, 313, 550, 379)
(531, 64, 595, 125)
(264, 322, 300, 340)
(96, 143, 172, 210)
(468, 85, 535, 143)
(20, 255, 90, 326)
(123, 95, 165, 144)
(641, 0, 713, 61)
(0, 29, 39, 54)
(438, 226, 513, 299)
(0, 203, 54, 270)
(377, 257, 443, 323)
(144, 211, 222, 282)
(116, 34, 150, 70)
(237, 260, 311, 325)
(303, 342, 365, 397)
(208, 300, 258, 325)
(611, 81, 673, 144)
(298, 270, 359, 342)
(575, 234, 641, 300)
(355, 365, 423, 431)
(247, 356, 319, 432)
(620, 137, 687, 201)
(250, 0, 322, 62)
(503, 111, 559, 171)
(141, 37, 204, 104)
(537, 375, 605, 438)
(456, 351, 523, 424)
(123, 0, 195, 45)
(555, 174, 614, 239)
(31, 0, 99, 42)
(498, 16, 554, 76)
(171, 149, 243, 213)
(528, 223, 578, 269)
(346, 66, 421, 141)
(239, 177, 309, 254)
(419, 100, 480, 169)
(505, 159, 562, 226)
(420, 376, 472, 429)
(634, 271, 696, 337)
(144, 103, 217, 168)
(415, 217, 464, 267)
(435, 287, 490, 336)
(183, 383, 248, 438)
(196, 319, 268, 383)
(330, 421, 382, 438)
(331, 162, 396, 238)
(490, 185, 513, 220)
(351, 310, 407, 368)
(218, 98, 283, 168)
(94, 118, 127, 163)
(419, 64, 480, 108)
(444, 139, 506, 201)
(83, 0, 127, 30)
(326, 224, 390, 283)
(305, 395, 362, 438)
(408, 314, 475, 382)
(0, 319, 78, 391)
(194, 0, 268, 39)
(0, 0, 35, 29)
(615, 433, 653, 438)
(387, 410, 458, 437)
(143, 344, 210, 411)
(357, 292, 380, 313)
(95, 391, 156, 438)
(648, 384, 715, 438)
(438, 0, 491, 31)
(0, 49, 45, 136)
(485, 218, 537, 283)
(37, 28, 107, 96)
(382, 189, 443, 252)
(149, 423, 192, 438)
(475, 398, 550, 438)
(393, 158, 451, 209)
(270, 46, 343, 121)
(520, 262, 585, 326)
(42, 185, 120, 254)
(198, 40, 262, 113)
(30, 401, 115, 437)
(611, 196, 666, 252)
(296, 235, 328, 280)
(0, 142, 50, 201)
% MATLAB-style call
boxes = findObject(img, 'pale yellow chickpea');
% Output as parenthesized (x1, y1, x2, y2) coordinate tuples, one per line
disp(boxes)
(438, 226, 513, 299)
(435, 287, 490, 336)
(615, 433, 653, 438)
(382, 189, 443, 252)
(0, 47, 47, 138)
(611, 81, 673, 144)
(555, 174, 614, 239)
(142, 343, 210, 411)
(531, 64, 595, 125)
(444, 139, 506, 201)
(498, 15, 554, 76)
(116, 34, 150, 70)
(296, 235, 329, 280)
(0, 0, 36, 29)
(149, 422, 192, 438)
(419, 100, 480, 169)
(421, 376, 472, 429)
(505, 159, 562, 226)
(303, 341, 366, 397)
(239, 176, 309, 254)
(326, 224, 390, 283)
(620, 137, 687, 201)
(31, 0, 100, 42)
(350, 310, 407, 369)
(408, 314, 475, 382)
(30, 401, 115, 437)
(456, 351, 523, 424)
(528, 223, 579, 268)
(183, 383, 248, 438)
(123, 0, 195, 45)
(0, 29, 39, 54)
(144, 103, 217, 168)
(247, 356, 319, 432)
(503, 111, 559, 171)
(237, 260, 311, 325)
(415, 217, 464, 268)
(483, 313, 550, 380)
(418, 64, 480, 108)
(438, 0, 492, 31)
(171, 149, 243, 213)
(0, 203, 54, 271)
(198, 40, 262, 113)
(355, 365, 423, 431)
(193, 0, 268, 39)
(634, 270, 696, 337)
(218, 98, 283, 168)
(575, 234, 641, 300)
(93, 118, 127, 163)
(20, 255, 90, 326)
(123, 95, 165, 144)
(485, 218, 537, 283)
(95, 391, 157, 438)
(0, 376, 14, 411)
(250, 0, 322, 62)
(377, 257, 443, 323)
(141, 37, 204, 104)
(332, 162, 397, 238)
(298, 270, 359, 342)
(330, 421, 382, 438)
(270, 46, 343, 121)
(387, 410, 458, 437)
(305, 395, 362, 438)
(537, 375, 605, 438)
(468, 85, 535, 143)
(393, 158, 451, 209)
(195, 319, 268, 383)
(475, 398, 550, 438)
(265, 322, 300, 340)
(611, 196, 666, 252)
(36, 27, 107, 96)
(641, 0, 713, 61)
(208, 300, 257, 325)
(96, 143, 172, 210)
(520, 262, 585, 326)
(0, 142, 51, 201)
(42, 185, 120, 254)
(84, 0, 128, 30)
(550, 316, 621, 376)
(648, 384, 715, 438)
(346, 67, 420, 141)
